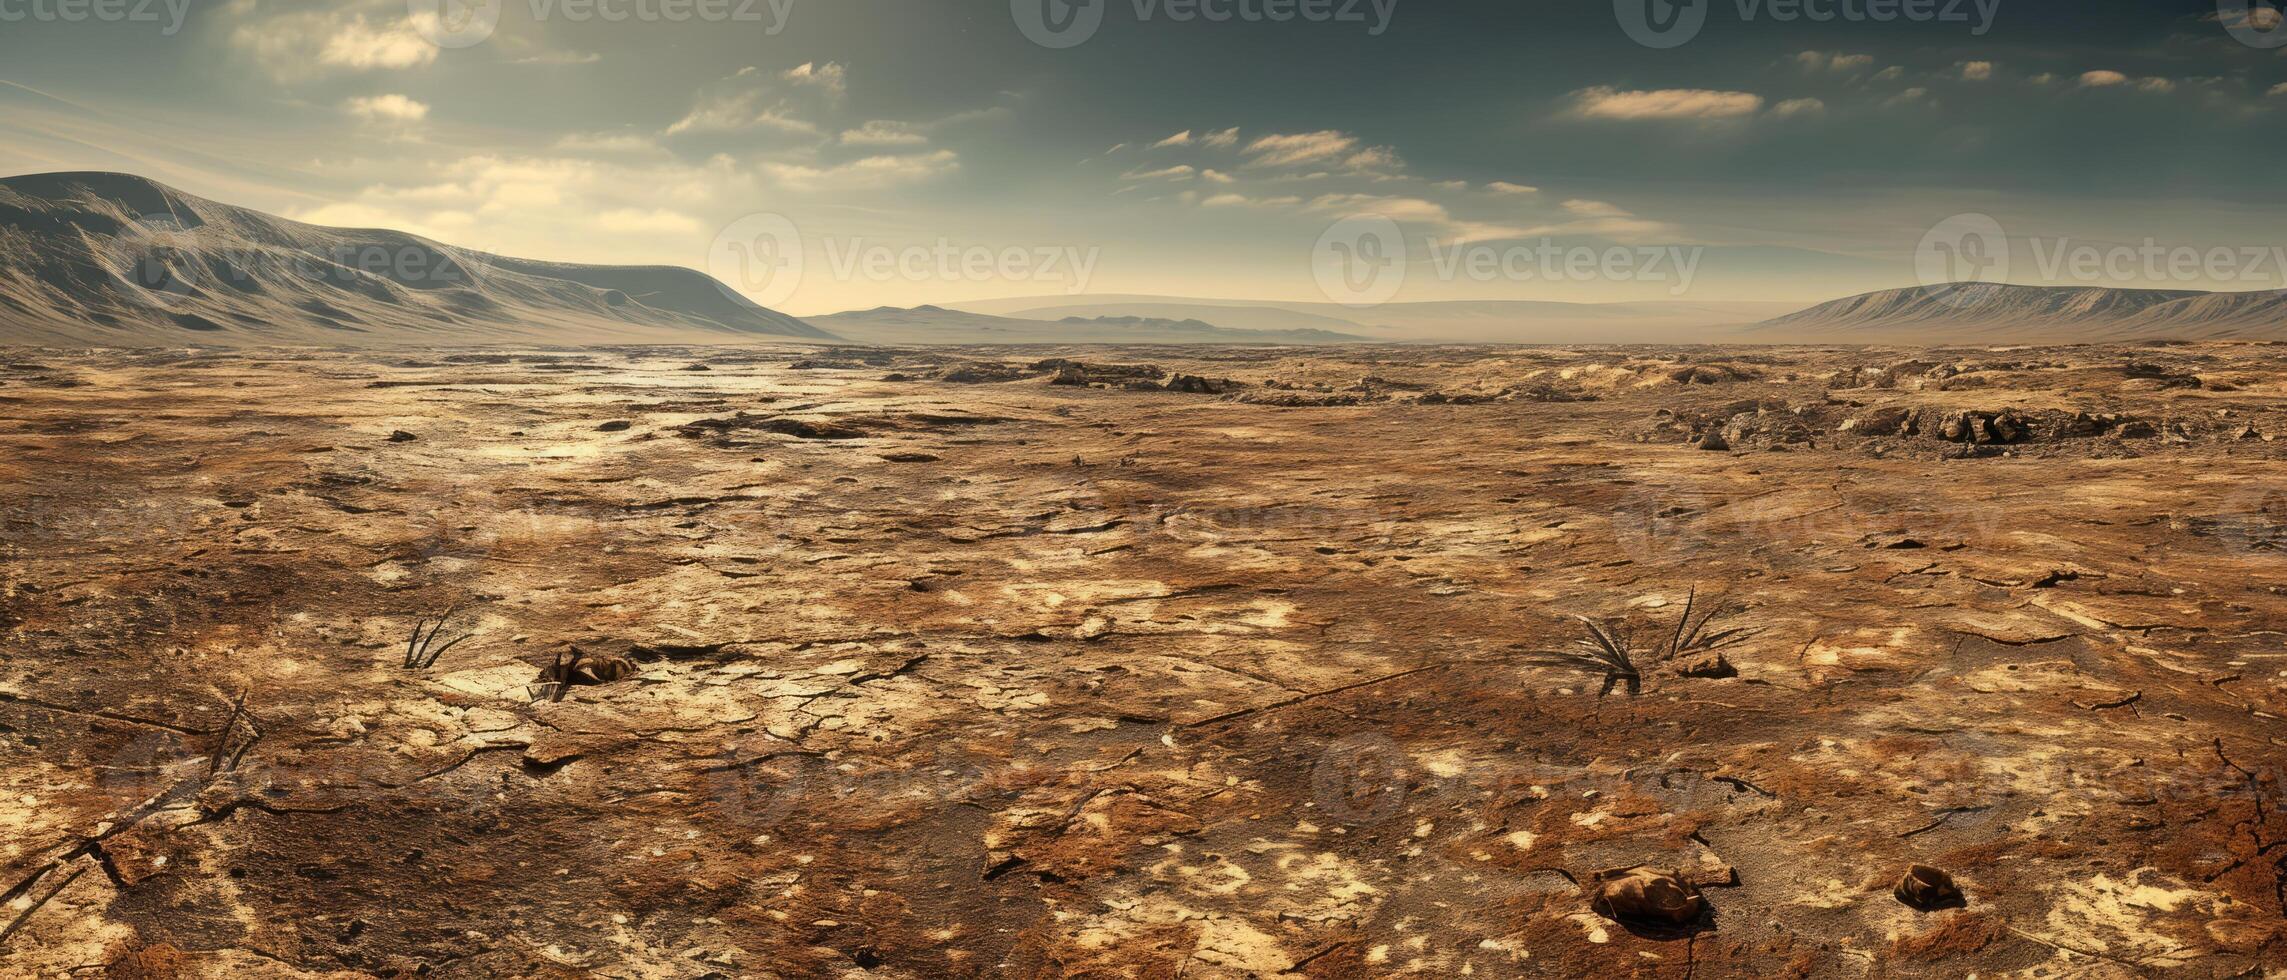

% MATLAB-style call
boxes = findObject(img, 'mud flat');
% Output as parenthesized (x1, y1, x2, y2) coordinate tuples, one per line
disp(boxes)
(4, 342, 2286, 976)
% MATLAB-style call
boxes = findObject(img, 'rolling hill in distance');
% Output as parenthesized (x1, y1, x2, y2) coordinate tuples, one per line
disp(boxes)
(0, 171, 830, 346)
(1756, 282, 2287, 342)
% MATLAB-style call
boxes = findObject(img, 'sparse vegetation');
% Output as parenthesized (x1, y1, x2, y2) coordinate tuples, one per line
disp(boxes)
(1526, 587, 1762, 696)
(402, 605, 474, 670)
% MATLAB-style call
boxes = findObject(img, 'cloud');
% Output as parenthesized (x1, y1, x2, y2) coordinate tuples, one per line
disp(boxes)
(665, 69, 828, 136)
(781, 61, 847, 96)
(345, 94, 429, 123)
(2137, 77, 2176, 93)
(1341, 146, 1404, 174)
(2271, 83, 2287, 97)
(1959, 61, 1993, 81)
(840, 121, 927, 146)
(1568, 86, 1763, 120)
(1122, 164, 1197, 181)
(1872, 66, 1906, 82)
(229, 3, 437, 78)
(1561, 199, 1631, 218)
(762, 150, 960, 190)
(1485, 181, 1539, 195)
(1199, 193, 1250, 207)
(554, 132, 660, 153)
(1795, 51, 1873, 72)
(1201, 169, 1236, 184)
(1200, 127, 1241, 148)
(1307, 193, 1526, 243)
(1773, 97, 1826, 117)
(1243, 130, 1359, 167)
(2079, 70, 2129, 87)
(1883, 87, 1932, 108)
(1152, 130, 1193, 147)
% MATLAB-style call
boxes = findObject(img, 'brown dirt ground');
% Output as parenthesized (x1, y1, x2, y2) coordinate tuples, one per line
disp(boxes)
(3, 342, 2287, 977)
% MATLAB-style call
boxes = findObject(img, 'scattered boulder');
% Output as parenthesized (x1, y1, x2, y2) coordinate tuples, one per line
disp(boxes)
(595, 420, 632, 432)
(1590, 866, 1706, 927)
(1165, 374, 1237, 395)
(386, 430, 417, 443)
(1933, 411, 2031, 444)
(1840, 407, 1918, 437)
(1696, 429, 1731, 451)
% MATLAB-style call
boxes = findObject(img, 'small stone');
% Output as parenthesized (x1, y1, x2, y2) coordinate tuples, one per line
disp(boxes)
(1696, 430, 1730, 451)
(387, 430, 417, 442)
(1895, 864, 1964, 911)
(1589, 866, 1705, 926)
(596, 420, 632, 432)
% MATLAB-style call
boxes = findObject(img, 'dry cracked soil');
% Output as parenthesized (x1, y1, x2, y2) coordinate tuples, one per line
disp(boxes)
(4, 342, 2287, 977)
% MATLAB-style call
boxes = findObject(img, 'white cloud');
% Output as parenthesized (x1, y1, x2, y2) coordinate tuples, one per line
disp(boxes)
(1342, 146, 1404, 174)
(345, 94, 429, 123)
(2271, 83, 2287, 97)
(1485, 181, 1539, 195)
(229, 3, 437, 79)
(1795, 51, 1874, 72)
(1201, 169, 1236, 184)
(1199, 193, 1251, 207)
(762, 150, 960, 190)
(1960, 61, 1993, 81)
(1243, 130, 1359, 167)
(2137, 77, 2176, 93)
(1307, 193, 1525, 243)
(1152, 130, 1194, 147)
(1568, 86, 1763, 120)
(781, 61, 847, 96)
(1872, 66, 1906, 82)
(1883, 87, 1932, 108)
(2079, 70, 2130, 88)
(1122, 164, 1197, 181)
(1773, 98, 1825, 117)
(1561, 199, 1631, 218)
(1201, 127, 1241, 148)
(840, 120, 927, 146)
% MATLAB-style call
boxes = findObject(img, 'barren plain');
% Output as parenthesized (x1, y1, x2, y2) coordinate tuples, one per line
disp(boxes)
(4, 342, 2287, 977)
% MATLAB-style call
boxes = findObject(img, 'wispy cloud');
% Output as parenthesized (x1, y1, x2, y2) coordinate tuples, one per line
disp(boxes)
(1568, 86, 1763, 120)
(344, 94, 429, 123)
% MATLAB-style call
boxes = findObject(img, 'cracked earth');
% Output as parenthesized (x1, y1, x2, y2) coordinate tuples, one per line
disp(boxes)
(4, 342, 2287, 977)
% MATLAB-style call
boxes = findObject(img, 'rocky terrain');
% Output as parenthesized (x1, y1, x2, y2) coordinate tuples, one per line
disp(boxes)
(4, 341, 2287, 977)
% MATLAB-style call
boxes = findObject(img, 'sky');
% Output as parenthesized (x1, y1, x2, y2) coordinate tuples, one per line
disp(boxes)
(1, 0, 2283, 315)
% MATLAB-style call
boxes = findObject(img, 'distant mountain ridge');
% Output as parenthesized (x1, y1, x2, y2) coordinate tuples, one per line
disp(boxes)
(1763, 282, 2287, 340)
(0, 171, 828, 346)
(811, 305, 1366, 345)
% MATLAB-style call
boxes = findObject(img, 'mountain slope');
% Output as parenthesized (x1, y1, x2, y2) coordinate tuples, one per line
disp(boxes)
(812, 305, 1366, 345)
(1762, 282, 2287, 340)
(0, 172, 830, 346)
